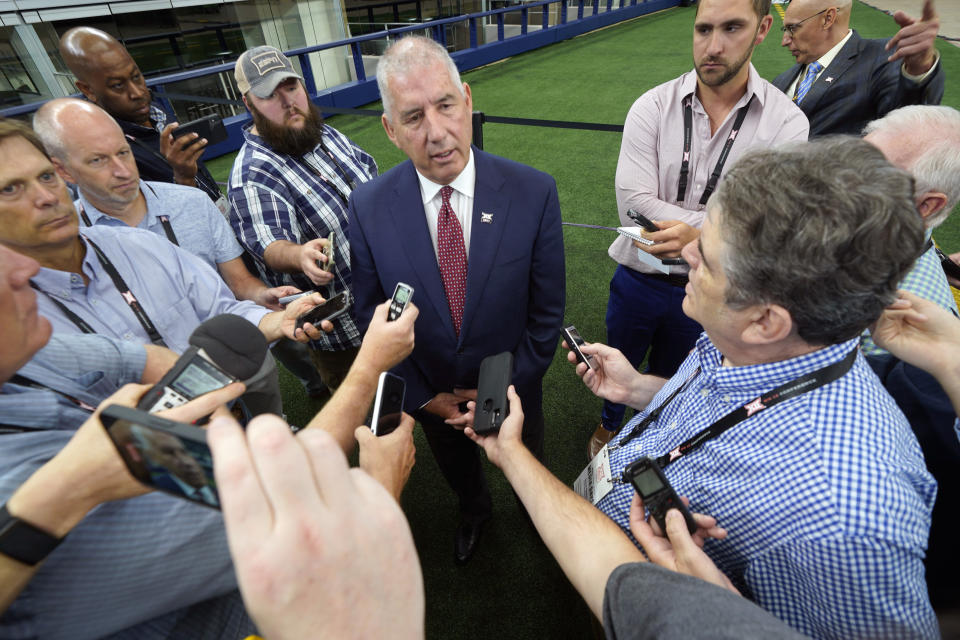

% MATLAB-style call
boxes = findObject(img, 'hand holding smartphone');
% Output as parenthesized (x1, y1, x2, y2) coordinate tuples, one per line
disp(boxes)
(101, 405, 221, 509)
(295, 291, 350, 331)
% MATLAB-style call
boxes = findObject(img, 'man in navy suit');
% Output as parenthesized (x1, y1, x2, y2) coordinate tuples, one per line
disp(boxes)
(773, 0, 943, 136)
(349, 36, 565, 564)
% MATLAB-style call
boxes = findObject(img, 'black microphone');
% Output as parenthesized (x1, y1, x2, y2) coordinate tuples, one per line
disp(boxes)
(137, 315, 268, 412)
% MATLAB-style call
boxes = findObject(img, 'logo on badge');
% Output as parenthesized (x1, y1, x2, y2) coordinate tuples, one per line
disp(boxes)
(481, 212, 493, 224)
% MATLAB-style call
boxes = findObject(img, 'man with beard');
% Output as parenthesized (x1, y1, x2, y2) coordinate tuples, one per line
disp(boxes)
(59, 27, 226, 210)
(230, 46, 378, 390)
(589, 0, 809, 457)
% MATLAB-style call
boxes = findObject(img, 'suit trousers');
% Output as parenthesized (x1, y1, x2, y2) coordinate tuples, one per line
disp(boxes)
(601, 265, 702, 430)
(415, 383, 545, 523)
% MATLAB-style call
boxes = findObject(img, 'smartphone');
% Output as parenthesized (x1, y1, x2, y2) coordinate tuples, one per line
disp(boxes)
(278, 290, 317, 306)
(170, 114, 227, 147)
(627, 209, 659, 233)
(387, 282, 414, 321)
(320, 232, 335, 273)
(137, 346, 236, 413)
(370, 372, 405, 436)
(561, 325, 594, 371)
(101, 405, 220, 509)
(295, 291, 351, 331)
(473, 351, 513, 435)
(622, 457, 696, 534)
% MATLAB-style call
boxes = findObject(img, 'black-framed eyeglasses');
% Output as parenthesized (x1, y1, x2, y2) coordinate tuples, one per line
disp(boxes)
(780, 8, 829, 36)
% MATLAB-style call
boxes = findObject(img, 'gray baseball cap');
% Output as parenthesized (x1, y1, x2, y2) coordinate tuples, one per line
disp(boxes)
(235, 46, 303, 99)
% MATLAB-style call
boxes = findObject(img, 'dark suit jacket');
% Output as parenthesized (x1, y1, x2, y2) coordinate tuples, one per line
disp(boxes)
(348, 148, 565, 410)
(773, 30, 945, 137)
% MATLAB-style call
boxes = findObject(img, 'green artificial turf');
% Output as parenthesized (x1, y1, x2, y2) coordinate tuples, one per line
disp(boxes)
(204, 4, 960, 637)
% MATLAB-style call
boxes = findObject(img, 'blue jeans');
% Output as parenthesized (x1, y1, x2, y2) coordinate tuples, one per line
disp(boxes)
(601, 265, 702, 430)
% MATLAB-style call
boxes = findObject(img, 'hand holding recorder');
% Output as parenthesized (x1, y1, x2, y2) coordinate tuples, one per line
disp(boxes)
(627, 493, 736, 595)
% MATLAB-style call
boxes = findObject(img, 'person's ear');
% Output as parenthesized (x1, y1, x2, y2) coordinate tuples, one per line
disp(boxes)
(740, 304, 794, 346)
(916, 190, 948, 224)
(50, 157, 77, 185)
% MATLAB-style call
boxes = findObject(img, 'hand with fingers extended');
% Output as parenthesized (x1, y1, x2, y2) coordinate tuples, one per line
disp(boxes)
(208, 414, 425, 640)
(871, 289, 960, 380)
(887, 0, 939, 76)
(628, 493, 738, 595)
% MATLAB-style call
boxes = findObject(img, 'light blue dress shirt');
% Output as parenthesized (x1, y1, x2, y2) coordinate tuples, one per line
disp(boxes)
(75, 180, 244, 271)
(0, 335, 252, 639)
(30, 225, 269, 354)
(597, 334, 938, 639)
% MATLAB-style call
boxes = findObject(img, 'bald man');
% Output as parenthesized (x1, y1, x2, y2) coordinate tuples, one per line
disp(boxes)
(773, 0, 944, 136)
(59, 27, 225, 209)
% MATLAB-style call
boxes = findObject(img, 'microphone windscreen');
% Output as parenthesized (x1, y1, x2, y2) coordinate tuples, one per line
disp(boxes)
(188, 315, 268, 381)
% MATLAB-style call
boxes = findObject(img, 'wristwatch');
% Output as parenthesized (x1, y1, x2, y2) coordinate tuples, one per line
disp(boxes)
(0, 503, 63, 565)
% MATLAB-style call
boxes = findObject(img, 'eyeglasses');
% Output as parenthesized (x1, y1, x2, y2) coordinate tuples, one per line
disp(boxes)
(780, 8, 829, 36)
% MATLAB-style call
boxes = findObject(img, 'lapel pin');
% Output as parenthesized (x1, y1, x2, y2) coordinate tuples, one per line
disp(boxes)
(481, 212, 493, 224)
(824, 77, 834, 83)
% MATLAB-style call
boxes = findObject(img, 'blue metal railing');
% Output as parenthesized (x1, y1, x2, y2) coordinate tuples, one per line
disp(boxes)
(2, 0, 679, 156)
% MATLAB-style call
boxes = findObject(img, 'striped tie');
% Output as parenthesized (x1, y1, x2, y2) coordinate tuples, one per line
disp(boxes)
(794, 61, 822, 105)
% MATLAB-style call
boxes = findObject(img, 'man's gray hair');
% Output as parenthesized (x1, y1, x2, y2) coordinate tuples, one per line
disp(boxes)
(864, 105, 960, 228)
(376, 36, 464, 121)
(713, 137, 923, 346)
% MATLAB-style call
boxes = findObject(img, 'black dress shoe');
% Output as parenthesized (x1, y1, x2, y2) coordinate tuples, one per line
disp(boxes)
(454, 519, 486, 565)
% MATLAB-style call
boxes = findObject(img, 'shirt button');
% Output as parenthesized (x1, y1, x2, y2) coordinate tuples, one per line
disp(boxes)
(70, 274, 81, 283)
(701, 389, 710, 397)
(722, 394, 731, 402)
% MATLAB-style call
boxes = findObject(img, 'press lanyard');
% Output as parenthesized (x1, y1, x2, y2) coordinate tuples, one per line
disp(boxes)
(676, 94, 755, 206)
(7, 374, 97, 413)
(77, 187, 179, 246)
(30, 236, 169, 348)
(612, 347, 858, 468)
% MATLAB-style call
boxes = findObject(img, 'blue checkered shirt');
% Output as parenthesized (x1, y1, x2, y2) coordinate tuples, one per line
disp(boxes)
(862, 235, 958, 356)
(597, 334, 937, 639)
(229, 123, 377, 351)
(0, 335, 252, 639)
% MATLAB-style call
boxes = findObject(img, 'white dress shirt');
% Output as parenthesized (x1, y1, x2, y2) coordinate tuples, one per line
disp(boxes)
(417, 149, 476, 260)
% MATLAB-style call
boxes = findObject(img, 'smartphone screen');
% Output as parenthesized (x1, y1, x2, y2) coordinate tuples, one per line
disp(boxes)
(101, 405, 220, 509)
(296, 292, 350, 329)
(371, 372, 405, 436)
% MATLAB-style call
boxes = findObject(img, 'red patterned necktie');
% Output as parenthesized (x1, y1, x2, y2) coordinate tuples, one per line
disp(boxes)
(437, 185, 468, 335)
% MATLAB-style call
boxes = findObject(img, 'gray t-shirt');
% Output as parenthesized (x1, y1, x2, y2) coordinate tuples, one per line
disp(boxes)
(603, 563, 808, 639)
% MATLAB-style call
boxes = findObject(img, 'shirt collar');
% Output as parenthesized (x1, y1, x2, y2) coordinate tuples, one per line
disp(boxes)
(814, 29, 853, 71)
(417, 148, 476, 206)
(76, 180, 156, 228)
(695, 333, 860, 393)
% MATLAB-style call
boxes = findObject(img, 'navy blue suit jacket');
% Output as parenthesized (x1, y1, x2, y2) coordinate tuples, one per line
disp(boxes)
(773, 30, 944, 137)
(348, 148, 565, 410)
